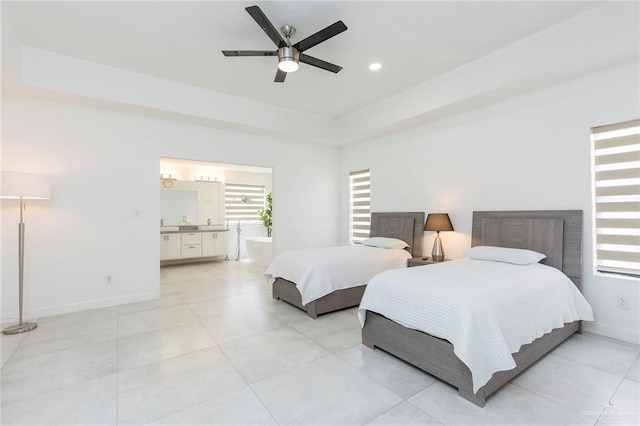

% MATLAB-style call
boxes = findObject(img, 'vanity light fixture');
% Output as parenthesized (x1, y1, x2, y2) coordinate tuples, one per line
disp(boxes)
(1, 172, 52, 334)
(161, 174, 177, 188)
(424, 213, 454, 262)
(195, 176, 218, 182)
(369, 62, 382, 71)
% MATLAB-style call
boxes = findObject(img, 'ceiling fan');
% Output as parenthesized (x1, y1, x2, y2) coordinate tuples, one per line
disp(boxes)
(222, 5, 347, 83)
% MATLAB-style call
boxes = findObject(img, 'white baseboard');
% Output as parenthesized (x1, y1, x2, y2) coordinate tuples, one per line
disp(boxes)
(1, 291, 161, 322)
(582, 321, 640, 346)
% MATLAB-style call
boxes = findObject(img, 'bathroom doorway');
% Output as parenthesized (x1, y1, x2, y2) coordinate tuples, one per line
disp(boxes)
(159, 157, 274, 266)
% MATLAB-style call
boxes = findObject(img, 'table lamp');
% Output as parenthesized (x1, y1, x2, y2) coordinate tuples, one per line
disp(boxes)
(1, 172, 51, 334)
(424, 213, 454, 262)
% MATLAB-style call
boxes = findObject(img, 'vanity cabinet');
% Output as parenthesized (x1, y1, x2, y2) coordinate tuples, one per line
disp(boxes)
(180, 232, 202, 258)
(160, 234, 181, 260)
(202, 232, 228, 257)
(160, 229, 229, 264)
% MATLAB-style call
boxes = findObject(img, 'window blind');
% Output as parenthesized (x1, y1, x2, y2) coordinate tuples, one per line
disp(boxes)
(592, 119, 640, 277)
(225, 183, 265, 225)
(350, 169, 370, 241)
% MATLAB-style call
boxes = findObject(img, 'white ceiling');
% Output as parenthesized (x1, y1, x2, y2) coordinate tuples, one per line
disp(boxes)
(3, 1, 603, 119)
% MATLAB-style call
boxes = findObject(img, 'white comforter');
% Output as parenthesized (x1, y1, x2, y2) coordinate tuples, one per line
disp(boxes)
(265, 245, 411, 305)
(358, 258, 594, 393)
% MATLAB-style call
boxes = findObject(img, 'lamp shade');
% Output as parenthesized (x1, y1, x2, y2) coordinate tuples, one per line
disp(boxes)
(1, 172, 51, 199)
(424, 213, 454, 232)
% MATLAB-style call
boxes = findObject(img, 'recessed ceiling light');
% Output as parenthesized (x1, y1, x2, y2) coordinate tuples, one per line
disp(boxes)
(369, 63, 382, 71)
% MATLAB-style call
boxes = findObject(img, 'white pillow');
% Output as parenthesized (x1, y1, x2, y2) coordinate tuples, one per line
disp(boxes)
(361, 237, 409, 250)
(464, 246, 546, 265)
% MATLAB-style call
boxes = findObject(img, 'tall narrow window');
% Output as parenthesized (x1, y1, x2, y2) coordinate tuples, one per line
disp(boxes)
(225, 183, 265, 225)
(592, 119, 640, 277)
(350, 169, 371, 241)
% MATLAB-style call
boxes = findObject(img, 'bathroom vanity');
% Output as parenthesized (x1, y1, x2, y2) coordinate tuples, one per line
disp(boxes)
(160, 226, 229, 264)
(160, 179, 229, 265)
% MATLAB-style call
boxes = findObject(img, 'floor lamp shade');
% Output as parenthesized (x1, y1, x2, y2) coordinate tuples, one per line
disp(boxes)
(1, 171, 51, 335)
(424, 213, 454, 262)
(1, 172, 51, 199)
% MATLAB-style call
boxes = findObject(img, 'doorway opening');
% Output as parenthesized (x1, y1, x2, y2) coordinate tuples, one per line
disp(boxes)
(159, 157, 274, 266)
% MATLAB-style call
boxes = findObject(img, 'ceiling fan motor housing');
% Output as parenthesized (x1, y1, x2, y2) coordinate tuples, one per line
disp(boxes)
(278, 46, 299, 63)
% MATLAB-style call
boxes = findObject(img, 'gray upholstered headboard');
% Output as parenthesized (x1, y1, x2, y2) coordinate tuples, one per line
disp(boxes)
(471, 210, 583, 290)
(370, 212, 425, 258)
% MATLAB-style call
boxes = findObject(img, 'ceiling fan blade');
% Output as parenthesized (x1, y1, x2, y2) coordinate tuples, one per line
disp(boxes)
(293, 21, 347, 52)
(222, 50, 277, 57)
(299, 54, 342, 73)
(274, 68, 287, 83)
(245, 5, 287, 48)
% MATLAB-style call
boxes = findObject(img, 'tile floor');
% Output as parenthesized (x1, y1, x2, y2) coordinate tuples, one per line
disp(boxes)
(1, 261, 639, 425)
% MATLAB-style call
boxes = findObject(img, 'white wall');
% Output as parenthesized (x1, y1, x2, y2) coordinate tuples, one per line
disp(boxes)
(339, 61, 640, 344)
(1, 59, 636, 345)
(1, 95, 339, 320)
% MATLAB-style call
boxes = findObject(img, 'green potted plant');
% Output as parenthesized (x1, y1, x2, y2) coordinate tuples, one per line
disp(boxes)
(257, 192, 272, 237)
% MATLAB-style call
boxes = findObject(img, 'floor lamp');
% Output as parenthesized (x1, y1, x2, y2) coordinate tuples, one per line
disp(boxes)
(1, 172, 51, 335)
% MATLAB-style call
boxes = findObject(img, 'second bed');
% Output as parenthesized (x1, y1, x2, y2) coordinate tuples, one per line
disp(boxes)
(267, 211, 425, 318)
(359, 210, 594, 406)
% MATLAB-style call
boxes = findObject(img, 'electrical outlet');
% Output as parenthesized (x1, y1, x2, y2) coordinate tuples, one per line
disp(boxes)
(106, 273, 113, 285)
(617, 296, 629, 310)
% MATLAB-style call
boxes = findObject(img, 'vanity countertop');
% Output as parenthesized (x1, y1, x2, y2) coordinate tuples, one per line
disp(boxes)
(161, 226, 229, 233)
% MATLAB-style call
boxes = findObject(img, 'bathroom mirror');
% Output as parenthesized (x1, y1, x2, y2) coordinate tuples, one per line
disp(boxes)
(160, 180, 222, 225)
(161, 189, 197, 225)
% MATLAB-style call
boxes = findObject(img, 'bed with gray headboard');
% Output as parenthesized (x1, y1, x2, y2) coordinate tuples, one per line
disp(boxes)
(272, 211, 424, 318)
(362, 210, 584, 406)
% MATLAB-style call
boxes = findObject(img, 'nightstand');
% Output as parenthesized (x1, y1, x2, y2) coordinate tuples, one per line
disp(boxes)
(407, 257, 449, 267)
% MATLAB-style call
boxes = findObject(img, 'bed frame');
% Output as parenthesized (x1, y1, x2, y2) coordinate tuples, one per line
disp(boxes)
(362, 210, 583, 407)
(273, 212, 425, 319)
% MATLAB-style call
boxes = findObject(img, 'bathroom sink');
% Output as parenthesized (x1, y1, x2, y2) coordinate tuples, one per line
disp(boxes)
(160, 226, 179, 232)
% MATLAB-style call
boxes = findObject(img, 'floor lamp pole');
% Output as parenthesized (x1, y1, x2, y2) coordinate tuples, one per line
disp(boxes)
(4, 196, 38, 335)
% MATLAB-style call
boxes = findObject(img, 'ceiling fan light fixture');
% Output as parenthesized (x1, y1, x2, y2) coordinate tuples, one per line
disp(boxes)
(278, 58, 299, 73)
(277, 46, 300, 73)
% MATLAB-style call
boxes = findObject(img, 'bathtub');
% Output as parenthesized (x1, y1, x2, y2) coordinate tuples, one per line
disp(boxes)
(245, 236, 273, 265)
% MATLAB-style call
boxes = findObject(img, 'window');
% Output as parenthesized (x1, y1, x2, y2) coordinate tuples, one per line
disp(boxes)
(592, 119, 640, 277)
(349, 169, 371, 241)
(225, 183, 265, 225)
